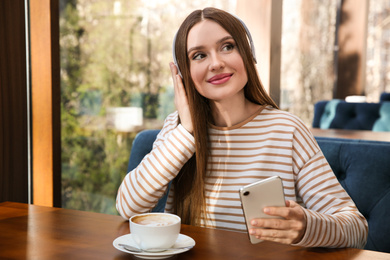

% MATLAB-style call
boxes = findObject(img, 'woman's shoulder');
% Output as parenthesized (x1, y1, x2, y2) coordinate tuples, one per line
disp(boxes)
(164, 110, 179, 123)
(258, 106, 314, 139)
(259, 106, 306, 126)
(153, 111, 179, 144)
(157, 111, 178, 134)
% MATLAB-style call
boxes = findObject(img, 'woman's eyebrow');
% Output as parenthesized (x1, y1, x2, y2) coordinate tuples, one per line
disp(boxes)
(187, 36, 234, 54)
(187, 45, 204, 55)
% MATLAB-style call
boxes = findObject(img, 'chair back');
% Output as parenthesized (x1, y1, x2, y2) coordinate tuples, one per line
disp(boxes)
(313, 100, 390, 131)
(316, 137, 390, 253)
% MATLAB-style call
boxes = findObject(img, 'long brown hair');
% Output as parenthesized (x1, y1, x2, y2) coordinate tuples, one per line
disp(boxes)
(172, 7, 278, 226)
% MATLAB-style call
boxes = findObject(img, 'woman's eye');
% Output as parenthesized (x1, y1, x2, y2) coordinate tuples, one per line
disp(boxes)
(192, 53, 205, 60)
(222, 43, 235, 52)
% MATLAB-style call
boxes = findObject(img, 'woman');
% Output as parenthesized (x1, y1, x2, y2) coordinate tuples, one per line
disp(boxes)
(116, 7, 367, 248)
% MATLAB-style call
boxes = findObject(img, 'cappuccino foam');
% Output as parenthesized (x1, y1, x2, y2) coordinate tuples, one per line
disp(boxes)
(132, 214, 177, 227)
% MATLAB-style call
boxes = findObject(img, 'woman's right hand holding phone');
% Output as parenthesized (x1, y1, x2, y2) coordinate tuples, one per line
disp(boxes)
(249, 200, 306, 245)
(169, 62, 193, 134)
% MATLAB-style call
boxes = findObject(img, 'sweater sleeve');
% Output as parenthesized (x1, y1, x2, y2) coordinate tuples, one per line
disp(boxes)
(116, 115, 195, 219)
(291, 127, 368, 248)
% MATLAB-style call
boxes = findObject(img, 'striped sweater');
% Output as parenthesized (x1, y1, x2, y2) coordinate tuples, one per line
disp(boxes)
(116, 106, 368, 248)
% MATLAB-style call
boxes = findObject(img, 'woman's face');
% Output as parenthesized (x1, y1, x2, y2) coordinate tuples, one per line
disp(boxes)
(186, 19, 248, 103)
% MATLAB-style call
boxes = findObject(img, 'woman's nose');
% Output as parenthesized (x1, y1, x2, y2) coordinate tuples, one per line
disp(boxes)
(209, 54, 225, 71)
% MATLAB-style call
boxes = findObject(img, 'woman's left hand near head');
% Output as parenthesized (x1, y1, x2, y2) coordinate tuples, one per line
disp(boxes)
(169, 62, 193, 134)
(248, 200, 307, 245)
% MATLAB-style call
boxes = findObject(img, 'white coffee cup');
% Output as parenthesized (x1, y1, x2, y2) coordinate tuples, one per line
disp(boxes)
(129, 213, 181, 250)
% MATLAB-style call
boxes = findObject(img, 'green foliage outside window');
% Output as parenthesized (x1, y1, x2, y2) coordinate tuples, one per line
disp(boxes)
(60, 0, 173, 214)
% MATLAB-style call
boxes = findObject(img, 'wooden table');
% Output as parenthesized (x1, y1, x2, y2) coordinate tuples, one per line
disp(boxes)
(311, 128, 390, 142)
(1, 202, 389, 260)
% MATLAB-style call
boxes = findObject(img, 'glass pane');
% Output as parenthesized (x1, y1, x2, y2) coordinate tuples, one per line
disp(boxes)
(60, 0, 237, 214)
(366, 0, 390, 101)
(280, 0, 390, 125)
(280, 0, 337, 125)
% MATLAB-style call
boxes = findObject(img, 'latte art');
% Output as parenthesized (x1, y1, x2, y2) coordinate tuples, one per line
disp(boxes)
(132, 214, 177, 226)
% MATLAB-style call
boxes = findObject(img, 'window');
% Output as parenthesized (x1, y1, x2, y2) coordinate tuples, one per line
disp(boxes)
(60, 0, 237, 214)
(59, 0, 390, 215)
(366, 0, 390, 101)
(280, 0, 336, 125)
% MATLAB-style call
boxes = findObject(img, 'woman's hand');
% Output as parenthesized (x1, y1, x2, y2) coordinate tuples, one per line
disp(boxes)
(169, 62, 193, 134)
(248, 200, 307, 245)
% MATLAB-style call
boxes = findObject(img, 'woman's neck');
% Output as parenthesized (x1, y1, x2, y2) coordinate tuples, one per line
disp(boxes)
(210, 97, 261, 127)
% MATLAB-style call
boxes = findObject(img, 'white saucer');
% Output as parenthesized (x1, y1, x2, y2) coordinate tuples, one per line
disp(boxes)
(113, 233, 195, 259)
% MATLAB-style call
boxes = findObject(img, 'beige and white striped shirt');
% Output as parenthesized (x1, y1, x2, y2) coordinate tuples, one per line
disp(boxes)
(116, 106, 368, 248)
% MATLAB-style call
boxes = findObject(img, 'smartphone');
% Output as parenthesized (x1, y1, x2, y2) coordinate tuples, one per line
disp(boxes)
(239, 176, 286, 244)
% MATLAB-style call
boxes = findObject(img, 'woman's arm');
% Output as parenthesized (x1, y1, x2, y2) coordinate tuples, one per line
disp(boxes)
(249, 122, 368, 248)
(116, 62, 195, 220)
(116, 115, 195, 219)
(292, 151, 368, 248)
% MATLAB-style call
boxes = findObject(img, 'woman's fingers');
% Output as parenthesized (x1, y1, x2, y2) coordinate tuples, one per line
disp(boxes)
(169, 62, 193, 133)
(249, 218, 304, 244)
(249, 227, 302, 244)
(249, 200, 307, 244)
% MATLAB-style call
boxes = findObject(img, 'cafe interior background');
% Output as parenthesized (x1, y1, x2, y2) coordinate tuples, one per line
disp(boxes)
(1, 0, 390, 216)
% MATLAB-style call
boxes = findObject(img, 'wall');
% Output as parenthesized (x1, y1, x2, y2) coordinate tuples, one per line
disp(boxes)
(0, 0, 29, 203)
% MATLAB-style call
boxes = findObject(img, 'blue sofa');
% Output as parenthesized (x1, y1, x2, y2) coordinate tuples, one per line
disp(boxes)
(315, 137, 390, 253)
(127, 129, 390, 253)
(380, 92, 390, 102)
(313, 100, 390, 131)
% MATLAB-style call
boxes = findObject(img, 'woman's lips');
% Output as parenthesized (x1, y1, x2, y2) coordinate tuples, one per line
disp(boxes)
(207, 73, 233, 85)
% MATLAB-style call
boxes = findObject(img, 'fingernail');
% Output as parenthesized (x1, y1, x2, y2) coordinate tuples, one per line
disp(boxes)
(249, 229, 255, 235)
(264, 208, 270, 213)
(251, 220, 257, 225)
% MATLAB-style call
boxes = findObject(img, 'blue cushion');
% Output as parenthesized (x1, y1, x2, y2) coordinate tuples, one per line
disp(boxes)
(319, 100, 341, 129)
(373, 103, 390, 131)
(312, 101, 328, 128)
(380, 92, 390, 102)
(329, 102, 380, 130)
